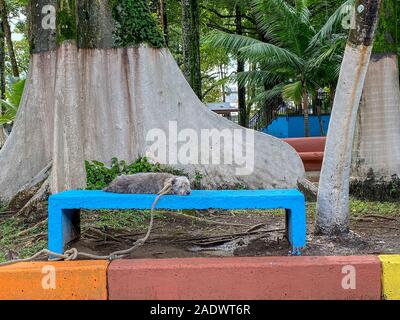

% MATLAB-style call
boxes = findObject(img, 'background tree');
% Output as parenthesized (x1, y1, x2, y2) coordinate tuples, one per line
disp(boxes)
(182, 0, 202, 98)
(0, 0, 19, 78)
(0, 18, 6, 148)
(206, 0, 343, 135)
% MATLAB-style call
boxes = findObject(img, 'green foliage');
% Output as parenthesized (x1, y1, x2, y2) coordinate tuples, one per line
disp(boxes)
(373, 0, 398, 54)
(84, 210, 153, 231)
(85, 157, 186, 190)
(205, 0, 344, 108)
(110, 0, 165, 48)
(194, 170, 203, 189)
(0, 79, 26, 125)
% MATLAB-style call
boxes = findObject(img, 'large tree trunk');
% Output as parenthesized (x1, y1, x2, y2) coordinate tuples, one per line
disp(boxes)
(350, 0, 400, 200)
(0, 0, 305, 205)
(0, 0, 19, 78)
(316, 0, 382, 235)
(351, 54, 400, 199)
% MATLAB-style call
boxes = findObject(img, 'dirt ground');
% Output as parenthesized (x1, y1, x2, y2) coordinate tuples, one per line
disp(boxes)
(68, 203, 400, 259)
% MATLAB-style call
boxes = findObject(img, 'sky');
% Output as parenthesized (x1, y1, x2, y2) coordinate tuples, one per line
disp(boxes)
(10, 16, 25, 41)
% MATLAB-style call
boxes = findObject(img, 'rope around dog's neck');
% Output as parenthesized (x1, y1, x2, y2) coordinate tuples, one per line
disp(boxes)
(0, 187, 172, 267)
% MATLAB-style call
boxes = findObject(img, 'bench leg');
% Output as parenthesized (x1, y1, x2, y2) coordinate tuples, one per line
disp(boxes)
(48, 204, 80, 256)
(285, 206, 306, 256)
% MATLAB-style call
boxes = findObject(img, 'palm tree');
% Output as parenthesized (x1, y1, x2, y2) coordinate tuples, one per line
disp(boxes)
(206, 0, 343, 137)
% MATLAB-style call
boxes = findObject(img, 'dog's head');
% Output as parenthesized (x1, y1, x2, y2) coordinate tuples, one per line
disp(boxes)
(166, 176, 191, 195)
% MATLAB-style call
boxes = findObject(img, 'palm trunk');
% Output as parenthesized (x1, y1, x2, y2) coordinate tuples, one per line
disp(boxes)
(219, 64, 226, 102)
(236, 5, 247, 128)
(316, 0, 382, 235)
(0, 0, 19, 78)
(316, 105, 324, 136)
(303, 88, 310, 137)
(0, 0, 305, 206)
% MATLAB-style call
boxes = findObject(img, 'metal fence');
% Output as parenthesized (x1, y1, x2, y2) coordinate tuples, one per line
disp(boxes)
(249, 92, 332, 131)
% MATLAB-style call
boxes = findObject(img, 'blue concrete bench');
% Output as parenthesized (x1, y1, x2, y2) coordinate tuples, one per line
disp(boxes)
(48, 189, 306, 255)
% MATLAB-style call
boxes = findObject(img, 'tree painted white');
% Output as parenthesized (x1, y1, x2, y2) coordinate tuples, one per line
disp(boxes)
(352, 54, 400, 180)
(0, 44, 305, 201)
(316, 44, 373, 235)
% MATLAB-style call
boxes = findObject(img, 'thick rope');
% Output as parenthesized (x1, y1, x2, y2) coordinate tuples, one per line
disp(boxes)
(0, 187, 171, 267)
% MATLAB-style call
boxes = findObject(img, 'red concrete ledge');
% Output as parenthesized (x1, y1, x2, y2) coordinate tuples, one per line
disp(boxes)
(108, 256, 381, 300)
(283, 137, 326, 171)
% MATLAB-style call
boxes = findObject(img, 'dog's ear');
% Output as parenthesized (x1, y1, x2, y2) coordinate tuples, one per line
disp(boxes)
(165, 177, 176, 187)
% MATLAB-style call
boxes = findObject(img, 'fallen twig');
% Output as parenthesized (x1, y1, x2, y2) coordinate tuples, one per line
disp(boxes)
(85, 227, 122, 242)
(246, 223, 267, 233)
(363, 214, 398, 221)
(169, 212, 249, 228)
(176, 228, 286, 243)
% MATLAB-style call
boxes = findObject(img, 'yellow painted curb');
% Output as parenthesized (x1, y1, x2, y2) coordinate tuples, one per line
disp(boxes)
(379, 255, 400, 300)
(0, 260, 108, 300)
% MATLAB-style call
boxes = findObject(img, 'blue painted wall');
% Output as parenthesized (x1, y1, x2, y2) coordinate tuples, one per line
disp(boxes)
(262, 115, 331, 138)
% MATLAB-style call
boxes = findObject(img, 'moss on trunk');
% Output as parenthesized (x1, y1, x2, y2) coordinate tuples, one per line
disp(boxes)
(29, 0, 165, 52)
(350, 169, 400, 202)
(57, 0, 77, 44)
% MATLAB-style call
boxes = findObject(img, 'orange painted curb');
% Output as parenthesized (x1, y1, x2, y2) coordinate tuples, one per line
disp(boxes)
(0, 260, 108, 300)
(108, 256, 381, 300)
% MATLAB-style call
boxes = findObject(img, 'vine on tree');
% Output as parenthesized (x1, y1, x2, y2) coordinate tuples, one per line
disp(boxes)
(110, 0, 165, 48)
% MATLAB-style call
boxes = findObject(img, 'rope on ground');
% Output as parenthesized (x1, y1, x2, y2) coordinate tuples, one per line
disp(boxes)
(0, 188, 171, 267)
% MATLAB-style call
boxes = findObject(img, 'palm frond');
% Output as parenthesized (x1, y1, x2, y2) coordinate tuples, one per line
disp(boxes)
(0, 100, 18, 125)
(205, 32, 261, 55)
(310, 0, 354, 47)
(239, 42, 303, 68)
(236, 70, 285, 88)
(282, 81, 303, 104)
(249, 83, 286, 105)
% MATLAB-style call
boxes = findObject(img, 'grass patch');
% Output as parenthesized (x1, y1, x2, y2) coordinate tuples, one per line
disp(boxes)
(0, 252, 6, 263)
(307, 200, 400, 219)
(0, 216, 47, 261)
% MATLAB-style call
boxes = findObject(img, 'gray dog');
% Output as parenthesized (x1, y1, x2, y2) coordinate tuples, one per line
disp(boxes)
(103, 172, 192, 195)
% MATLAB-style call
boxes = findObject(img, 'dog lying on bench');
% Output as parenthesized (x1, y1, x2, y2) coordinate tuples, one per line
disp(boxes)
(104, 172, 192, 196)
